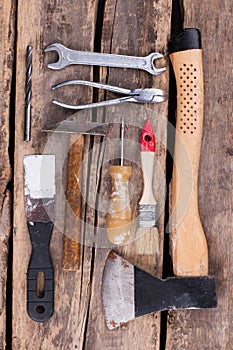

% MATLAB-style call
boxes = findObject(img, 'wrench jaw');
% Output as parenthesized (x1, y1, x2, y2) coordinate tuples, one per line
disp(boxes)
(44, 43, 68, 70)
(147, 52, 167, 76)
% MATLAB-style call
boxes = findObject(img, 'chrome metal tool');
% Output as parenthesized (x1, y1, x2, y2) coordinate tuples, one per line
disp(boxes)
(51, 80, 167, 110)
(45, 43, 166, 75)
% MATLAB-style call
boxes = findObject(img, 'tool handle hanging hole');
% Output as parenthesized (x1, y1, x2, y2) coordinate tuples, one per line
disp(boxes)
(36, 305, 45, 314)
(144, 134, 152, 142)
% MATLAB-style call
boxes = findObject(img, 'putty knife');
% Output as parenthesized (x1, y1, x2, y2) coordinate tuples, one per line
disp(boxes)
(24, 155, 55, 322)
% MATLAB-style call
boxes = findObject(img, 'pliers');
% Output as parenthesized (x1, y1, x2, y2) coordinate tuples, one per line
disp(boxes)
(52, 80, 167, 110)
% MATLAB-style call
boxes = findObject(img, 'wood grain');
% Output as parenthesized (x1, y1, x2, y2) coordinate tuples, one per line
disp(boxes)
(7, 0, 233, 348)
(12, 0, 171, 348)
(170, 49, 208, 276)
(166, 0, 233, 349)
(62, 134, 84, 270)
(0, 192, 11, 350)
(13, 1, 97, 349)
(0, 0, 15, 348)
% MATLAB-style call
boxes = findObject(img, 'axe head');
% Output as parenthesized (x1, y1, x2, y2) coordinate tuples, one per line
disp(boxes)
(102, 252, 217, 330)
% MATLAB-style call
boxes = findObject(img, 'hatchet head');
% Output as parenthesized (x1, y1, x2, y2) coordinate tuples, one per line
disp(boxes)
(102, 252, 217, 330)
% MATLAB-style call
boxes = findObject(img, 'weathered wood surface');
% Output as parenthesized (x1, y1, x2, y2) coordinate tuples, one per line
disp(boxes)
(0, 1, 15, 349)
(0, 0, 229, 349)
(13, 1, 97, 349)
(84, 0, 170, 348)
(166, 1, 233, 349)
(12, 0, 170, 349)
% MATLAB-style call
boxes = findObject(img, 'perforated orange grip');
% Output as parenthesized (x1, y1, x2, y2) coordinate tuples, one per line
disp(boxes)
(106, 165, 132, 245)
(169, 47, 208, 276)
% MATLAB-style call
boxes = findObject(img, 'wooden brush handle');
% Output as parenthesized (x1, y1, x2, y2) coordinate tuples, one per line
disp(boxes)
(139, 152, 157, 205)
(106, 165, 132, 245)
(62, 135, 84, 270)
(169, 29, 208, 276)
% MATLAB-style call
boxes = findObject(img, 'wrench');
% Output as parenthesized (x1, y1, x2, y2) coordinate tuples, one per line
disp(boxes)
(44, 43, 166, 76)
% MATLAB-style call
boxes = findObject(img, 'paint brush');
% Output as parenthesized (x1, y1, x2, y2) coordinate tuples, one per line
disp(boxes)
(24, 155, 55, 322)
(138, 119, 158, 228)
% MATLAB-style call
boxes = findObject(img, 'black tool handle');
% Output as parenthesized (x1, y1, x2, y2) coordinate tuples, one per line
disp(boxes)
(27, 221, 54, 322)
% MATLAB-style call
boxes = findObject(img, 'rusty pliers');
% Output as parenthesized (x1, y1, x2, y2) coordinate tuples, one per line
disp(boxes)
(52, 80, 167, 110)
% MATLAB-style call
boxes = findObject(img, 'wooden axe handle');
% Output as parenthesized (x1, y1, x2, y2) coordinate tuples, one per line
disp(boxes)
(169, 29, 208, 276)
(62, 135, 84, 270)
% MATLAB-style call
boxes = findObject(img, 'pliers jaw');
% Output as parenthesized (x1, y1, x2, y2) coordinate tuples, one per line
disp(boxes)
(132, 88, 168, 103)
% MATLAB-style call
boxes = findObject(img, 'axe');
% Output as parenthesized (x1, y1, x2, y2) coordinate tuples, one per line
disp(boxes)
(102, 29, 217, 330)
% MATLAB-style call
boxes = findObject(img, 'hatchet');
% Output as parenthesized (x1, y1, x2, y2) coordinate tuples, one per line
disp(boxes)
(102, 29, 217, 330)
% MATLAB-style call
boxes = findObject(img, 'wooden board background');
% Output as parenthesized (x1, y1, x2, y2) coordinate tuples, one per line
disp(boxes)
(0, 1, 15, 349)
(0, 0, 232, 349)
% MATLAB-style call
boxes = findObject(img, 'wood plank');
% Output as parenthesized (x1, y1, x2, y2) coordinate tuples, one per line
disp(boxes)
(166, 1, 233, 349)
(0, 0, 15, 348)
(13, 1, 98, 349)
(84, 0, 171, 348)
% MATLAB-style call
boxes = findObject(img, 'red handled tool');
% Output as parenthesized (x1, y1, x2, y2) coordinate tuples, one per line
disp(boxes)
(138, 119, 158, 228)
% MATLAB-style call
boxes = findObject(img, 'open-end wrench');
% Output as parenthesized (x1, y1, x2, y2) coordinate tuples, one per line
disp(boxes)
(44, 43, 166, 76)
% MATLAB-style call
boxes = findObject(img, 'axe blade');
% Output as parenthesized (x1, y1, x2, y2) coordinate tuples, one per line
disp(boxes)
(102, 252, 217, 330)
